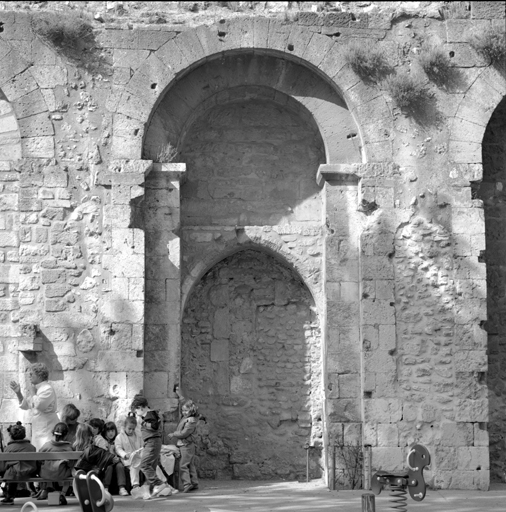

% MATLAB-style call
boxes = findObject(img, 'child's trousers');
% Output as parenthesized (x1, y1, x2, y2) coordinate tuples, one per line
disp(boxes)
(140, 437, 164, 489)
(179, 443, 198, 490)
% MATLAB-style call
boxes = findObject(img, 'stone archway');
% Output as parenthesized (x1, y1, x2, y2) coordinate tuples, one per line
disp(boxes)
(476, 97, 506, 482)
(181, 249, 323, 480)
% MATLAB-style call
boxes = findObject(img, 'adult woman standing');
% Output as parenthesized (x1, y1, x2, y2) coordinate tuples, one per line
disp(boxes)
(10, 363, 60, 450)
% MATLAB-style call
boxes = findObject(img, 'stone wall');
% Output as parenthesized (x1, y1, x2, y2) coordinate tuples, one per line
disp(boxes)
(0, 0, 504, 490)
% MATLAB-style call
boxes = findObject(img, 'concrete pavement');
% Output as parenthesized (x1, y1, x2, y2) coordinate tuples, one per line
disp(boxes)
(6, 480, 506, 512)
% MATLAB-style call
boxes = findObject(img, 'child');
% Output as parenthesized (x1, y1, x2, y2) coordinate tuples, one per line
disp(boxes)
(102, 421, 128, 496)
(61, 403, 81, 446)
(73, 423, 117, 490)
(88, 418, 109, 451)
(130, 394, 169, 499)
(0, 422, 37, 505)
(167, 399, 199, 493)
(38, 422, 75, 505)
(114, 415, 143, 494)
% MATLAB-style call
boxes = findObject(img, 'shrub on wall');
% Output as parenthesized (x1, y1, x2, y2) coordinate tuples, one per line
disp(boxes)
(155, 143, 178, 163)
(344, 40, 391, 83)
(384, 71, 428, 113)
(418, 45, 452, 85)
(32, 11, 93, 50)
(471, 26, 506, 67)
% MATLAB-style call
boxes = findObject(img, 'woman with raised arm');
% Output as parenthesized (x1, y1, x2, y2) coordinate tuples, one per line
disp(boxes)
(9, 362, 60, 450)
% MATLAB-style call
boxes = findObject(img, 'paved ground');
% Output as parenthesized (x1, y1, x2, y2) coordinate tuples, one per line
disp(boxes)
(5, 480, 506, 511)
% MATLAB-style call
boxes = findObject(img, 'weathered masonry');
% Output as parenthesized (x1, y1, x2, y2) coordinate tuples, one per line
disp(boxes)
(0, 0, 505, 490)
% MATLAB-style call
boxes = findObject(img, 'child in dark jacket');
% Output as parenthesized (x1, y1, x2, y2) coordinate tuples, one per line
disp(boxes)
(73, 423, 116, 488)
(38, 422, 75, 505)
(0, 422, 37, 505)
(102, 421, 128, 496)
(167, 399, 199, 493)
(130, 394, 169, 499)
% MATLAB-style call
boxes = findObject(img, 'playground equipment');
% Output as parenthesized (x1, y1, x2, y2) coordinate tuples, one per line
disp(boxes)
(74, 470, 114, 512)
(368, 444, 431, 511)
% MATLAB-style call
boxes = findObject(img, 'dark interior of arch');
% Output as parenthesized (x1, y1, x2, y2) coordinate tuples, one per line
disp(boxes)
(181, 249, 322, 480)
(476, 96, 506, 482)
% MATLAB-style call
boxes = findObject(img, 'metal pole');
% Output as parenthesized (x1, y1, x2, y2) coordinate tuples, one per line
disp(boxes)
(306, 446, 309, 483)
(361, 493, 376, 512)
(363, 445, 372, 490)
(330, 445, 336, 491)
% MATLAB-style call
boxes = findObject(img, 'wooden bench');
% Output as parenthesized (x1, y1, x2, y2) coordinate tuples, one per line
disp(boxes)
(0, 451, 82, 485)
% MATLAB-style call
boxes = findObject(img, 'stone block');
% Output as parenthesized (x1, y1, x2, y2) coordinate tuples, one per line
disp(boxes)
(338, 373, 359, 398)
(364, 398, 402, 423)
(109, 372, 127, 399)
(40, 269, 65, 284)
(144, 371, 168, 398)
(13, 89, 48, 119)
(31, 66, 67, 88)
(94, 350, 143, 372)
(474, 423, 488, 446)
(0, 232, 18, 247)
(378, 324, 396, 351)
(21, 137, 54, 158)
(327, 398, 361, 422)
(362, 299, 395, 325)
(361, 256, 395, 280)
(454, 350, 487, 372)
(471, 1, 506, 19)
(455, 399, 488, 422)
(340, 281, 359, 302)
(377, 423, 399, 447)
(101, 299, 144, 324)
(372, 447, 404, 472)
(211, 339, 229, 362)
(438, 422, 473, 447)
(457, 446, 489, 471)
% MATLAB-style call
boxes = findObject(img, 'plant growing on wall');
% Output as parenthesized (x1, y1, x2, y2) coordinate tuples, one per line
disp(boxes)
(32, 11, 93, 51)
(418, 45, 452, 85)
(384, 71, 429, 114)
(31, 11, 108, 74)
(156, 143, 178, 163)
(470, 26, 506, 67)
(344, 40, 391, 83)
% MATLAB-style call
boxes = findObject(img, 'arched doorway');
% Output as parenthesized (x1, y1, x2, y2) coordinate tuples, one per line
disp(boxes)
(476, 97, 506, 482)
(181, 249, 322, 480)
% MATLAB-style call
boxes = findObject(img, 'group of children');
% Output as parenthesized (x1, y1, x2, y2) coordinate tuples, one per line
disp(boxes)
(0, 393, 201, 505)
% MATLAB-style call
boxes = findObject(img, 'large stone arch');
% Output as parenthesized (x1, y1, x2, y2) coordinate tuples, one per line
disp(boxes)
(448, 65, 506, 167)
(476, 96, 506, 482)
(180, 247, 324, 480)
(0, 44, 55, 158)
(0, 88, 22, 161)
(112, 18, 393, 163)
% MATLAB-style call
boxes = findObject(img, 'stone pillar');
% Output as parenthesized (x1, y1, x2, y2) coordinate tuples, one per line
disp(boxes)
(144, 163, 185, 414)
(98, 159, 152, 415)
(317, 164, 362, 486)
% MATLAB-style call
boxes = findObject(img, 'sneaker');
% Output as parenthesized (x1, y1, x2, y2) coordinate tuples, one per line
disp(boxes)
(37, 489, 49, 500)
(119, 487, 129, 496)
(183, 485, 193, 493)
(130, 486, 143, 500)
(190, 484, 199, 491)
(0, 497, 14, 504)
(59, 494, 68, 506)
(142, 487, 152, 500)
(152, 482, 170, 497)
